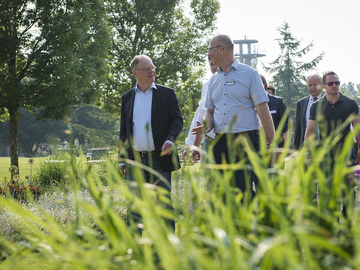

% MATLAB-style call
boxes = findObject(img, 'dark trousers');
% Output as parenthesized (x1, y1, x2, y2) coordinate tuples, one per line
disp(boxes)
(212, 131, 260, 198)
(127, 154, 174, 234)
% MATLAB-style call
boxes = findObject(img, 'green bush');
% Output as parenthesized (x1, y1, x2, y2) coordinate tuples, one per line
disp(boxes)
(35, 159, 69, 187)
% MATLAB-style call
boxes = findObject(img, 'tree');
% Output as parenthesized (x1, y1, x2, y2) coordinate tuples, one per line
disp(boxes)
(263, 22, 324, 115)
(0, 1, 111, 170)
(71, 105, 119, 148)
(0, 108, 68, 157)
(340, 82, 360, 103)
(101, 0, 220, 118)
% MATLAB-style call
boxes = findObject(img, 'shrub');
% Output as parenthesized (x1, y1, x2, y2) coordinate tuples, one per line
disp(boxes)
(35, 159, 69, 187)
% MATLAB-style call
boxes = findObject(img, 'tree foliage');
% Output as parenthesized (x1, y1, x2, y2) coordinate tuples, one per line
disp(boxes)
(0, 0, 111, 168)
(0, 108, 68, 157)
(340, 82, 360, 104)
(263, 22, 324, 116)
(71, 105, 119, 148)
(102, 0, 220, 116)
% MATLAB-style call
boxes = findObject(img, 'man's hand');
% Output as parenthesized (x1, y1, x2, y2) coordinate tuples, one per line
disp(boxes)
(192, 149, 201, 162)
(120, 165, 126, 176)
(182, 147, 189, 161)
(191, 125, 204, 135)
(161, 141, 173, 155)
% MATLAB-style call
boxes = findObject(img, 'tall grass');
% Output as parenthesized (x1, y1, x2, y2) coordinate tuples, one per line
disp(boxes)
(0, 123, 360, 269)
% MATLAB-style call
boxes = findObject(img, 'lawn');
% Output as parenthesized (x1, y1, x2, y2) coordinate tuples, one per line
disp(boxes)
(0, 156, 201, 186)
(0, 157, 47, 185)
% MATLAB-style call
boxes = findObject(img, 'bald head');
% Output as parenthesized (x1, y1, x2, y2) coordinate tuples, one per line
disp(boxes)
(306, 74, 322, 98)
(212, 35, 234, 53)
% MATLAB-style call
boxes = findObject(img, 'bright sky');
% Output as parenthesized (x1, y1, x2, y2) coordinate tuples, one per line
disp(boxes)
(210, 0, 360, 85)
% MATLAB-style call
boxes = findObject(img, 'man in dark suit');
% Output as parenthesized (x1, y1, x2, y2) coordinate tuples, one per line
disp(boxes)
(119, 55, 183, 232)
(260, 75, 288, 147)
(293, 74, 322, 149)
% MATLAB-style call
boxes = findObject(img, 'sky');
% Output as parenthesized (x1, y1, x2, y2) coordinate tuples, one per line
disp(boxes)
(208, 0, 360, 85)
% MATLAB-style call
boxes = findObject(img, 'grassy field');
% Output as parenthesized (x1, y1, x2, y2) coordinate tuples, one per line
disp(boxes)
(0, 156, 201, 186)
(0, 157, 47, 185)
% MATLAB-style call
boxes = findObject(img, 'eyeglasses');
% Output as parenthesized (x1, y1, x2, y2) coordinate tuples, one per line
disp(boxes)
(136, 66, 156, 71)
(325, 81, 340, 86)
(208, 45, 221, 52)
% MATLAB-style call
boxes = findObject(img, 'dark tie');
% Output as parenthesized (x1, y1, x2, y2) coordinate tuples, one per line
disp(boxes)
(313, 97, 317, 101)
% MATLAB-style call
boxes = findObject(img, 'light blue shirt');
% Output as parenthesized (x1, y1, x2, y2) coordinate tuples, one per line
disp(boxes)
(132, 83, 156, 151)
(205, 60, 268, 134)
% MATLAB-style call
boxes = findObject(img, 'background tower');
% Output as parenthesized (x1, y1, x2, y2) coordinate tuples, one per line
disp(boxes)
(233, 37, 266, 67)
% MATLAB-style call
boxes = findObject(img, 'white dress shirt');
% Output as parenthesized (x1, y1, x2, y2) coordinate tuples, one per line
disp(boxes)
(132, 83, 156, 151)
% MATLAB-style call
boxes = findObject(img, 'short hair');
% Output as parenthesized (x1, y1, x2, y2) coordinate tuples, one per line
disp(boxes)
(130, 55, 152, 71)
(267, 85, 276, 95)
(215, 35, 234, 52)
(259, 74, 267, 90)
(306, 74, 322, 83)
(322, 71, 338, 85)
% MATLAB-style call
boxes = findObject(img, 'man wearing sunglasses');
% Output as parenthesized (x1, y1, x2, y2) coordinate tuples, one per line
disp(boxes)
(305, 71, 360, 151)
(305, 71, 360, 218)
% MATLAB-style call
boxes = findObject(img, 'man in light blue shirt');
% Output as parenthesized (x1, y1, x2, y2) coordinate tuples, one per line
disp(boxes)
(194, 35, 276, 200)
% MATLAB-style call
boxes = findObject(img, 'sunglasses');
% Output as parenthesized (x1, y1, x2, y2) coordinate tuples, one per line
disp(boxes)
(325, 81, 340, 86)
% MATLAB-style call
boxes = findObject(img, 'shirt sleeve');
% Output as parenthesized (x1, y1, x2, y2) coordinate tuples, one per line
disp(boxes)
(250, 72, 269, 106)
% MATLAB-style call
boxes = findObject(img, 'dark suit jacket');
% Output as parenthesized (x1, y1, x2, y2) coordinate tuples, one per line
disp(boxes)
(293, 95, 310, 149)
(267, 93, 288, 147)
(120, 84, 183, 172)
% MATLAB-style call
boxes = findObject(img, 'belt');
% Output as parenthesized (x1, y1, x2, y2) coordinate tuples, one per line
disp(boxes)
(216, 130, 258, 138)
(135, 151, 157, 158)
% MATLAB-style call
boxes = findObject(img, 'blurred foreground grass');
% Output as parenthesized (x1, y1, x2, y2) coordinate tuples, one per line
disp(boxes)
(1, 124, 360, 269)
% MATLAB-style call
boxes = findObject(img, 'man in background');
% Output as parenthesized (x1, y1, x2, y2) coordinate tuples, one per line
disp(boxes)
(260, 75, 288, 147)
(294, 74, 323, 149)
(182, 56, 217, 162)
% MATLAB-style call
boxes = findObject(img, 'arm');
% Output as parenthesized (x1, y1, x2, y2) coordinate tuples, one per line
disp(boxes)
(119, 95, 127, 176)
(352, 115, 360, 164)
(256, 102, 275, 144)
(182, 107, 200, 160)
(278, 98, 289, 135)
(191, 108, 215, 135)
(162, 89, 183, 155)
(293, 101, 302, 149)
(191, 121, 204, 161)
(304, 120, 316, 141)
(204, 109, 215, 134)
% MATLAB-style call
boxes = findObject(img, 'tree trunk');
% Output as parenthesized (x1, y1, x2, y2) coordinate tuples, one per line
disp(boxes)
(9, 106, 19, 171)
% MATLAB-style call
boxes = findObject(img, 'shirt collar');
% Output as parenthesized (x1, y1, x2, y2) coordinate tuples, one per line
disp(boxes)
(323, 92, 344, 103)
(311, 93, 322, 100)
(217, 59, 239, 74)
(135, 82, 157, 93)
